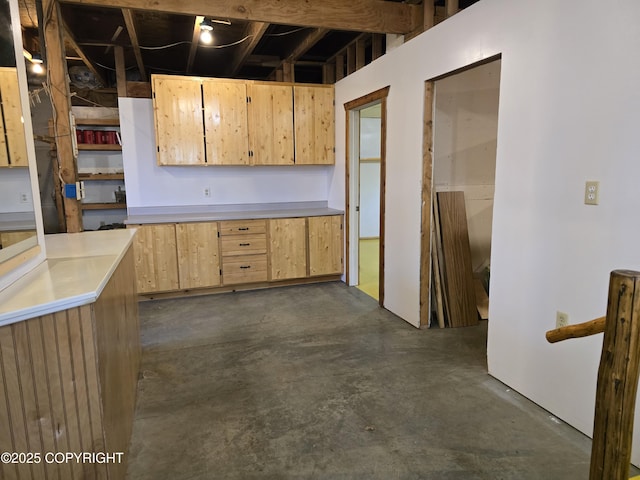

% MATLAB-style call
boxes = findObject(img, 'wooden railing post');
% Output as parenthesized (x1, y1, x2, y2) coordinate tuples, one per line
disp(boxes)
(590, 270, 640, 479)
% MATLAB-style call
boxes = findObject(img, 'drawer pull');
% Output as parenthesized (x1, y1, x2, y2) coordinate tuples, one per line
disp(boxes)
(238, 227, 249, 231)
(240, 265, 251, 269)
(239, 243, 251, 246)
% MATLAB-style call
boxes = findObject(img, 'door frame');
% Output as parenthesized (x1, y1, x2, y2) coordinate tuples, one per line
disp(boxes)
(420, 54, 502, 327)
(344, 86, 390, 307)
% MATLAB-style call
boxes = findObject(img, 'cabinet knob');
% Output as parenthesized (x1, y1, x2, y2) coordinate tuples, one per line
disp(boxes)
(240, 265, 251, 269)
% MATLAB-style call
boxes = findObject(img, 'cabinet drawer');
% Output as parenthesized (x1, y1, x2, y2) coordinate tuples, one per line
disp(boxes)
(222, 254, 268, 284)
(220, 234, 267, 256)
(219, 219, 266, 236)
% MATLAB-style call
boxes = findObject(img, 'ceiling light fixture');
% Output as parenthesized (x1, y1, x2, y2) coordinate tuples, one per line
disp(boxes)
(31, 53, 44, 74)
(200, 18, 214, 44)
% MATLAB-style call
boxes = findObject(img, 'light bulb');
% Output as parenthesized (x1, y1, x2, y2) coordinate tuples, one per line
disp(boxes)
(32, 63, 44, 74)
(200, 29, 213, 44)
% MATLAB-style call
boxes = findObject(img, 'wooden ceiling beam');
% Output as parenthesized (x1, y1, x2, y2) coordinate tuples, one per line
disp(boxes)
(267, 27, 328, 82)
(61, 20, 108, 87)
(121, 8, 147, 81)
(227, 21, 269, 76)
(186, 15, 205, 74)
(58, 0, 422, 34)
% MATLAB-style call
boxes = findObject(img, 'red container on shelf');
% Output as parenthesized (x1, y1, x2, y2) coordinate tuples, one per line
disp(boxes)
(104, 131, 117, 144)
(95, 131, 105, 144)
(82, 129, 95, 144)
(76, 130, 83, 144)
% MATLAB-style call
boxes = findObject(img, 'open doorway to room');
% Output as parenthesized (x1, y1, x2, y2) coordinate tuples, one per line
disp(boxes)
(420, 58, 501, 328)
(345, 87, 389, 306)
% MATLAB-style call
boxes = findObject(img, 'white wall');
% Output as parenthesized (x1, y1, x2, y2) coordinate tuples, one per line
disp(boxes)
(331, 0, 640, 464)
(119, 98, 332, 209)
(0, 168, 33, 213)
(434, 60, 500, 272)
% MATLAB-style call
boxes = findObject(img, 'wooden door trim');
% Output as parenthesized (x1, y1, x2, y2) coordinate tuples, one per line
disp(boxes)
(419, 81, 435, 327)
(344, 85, 389, 307)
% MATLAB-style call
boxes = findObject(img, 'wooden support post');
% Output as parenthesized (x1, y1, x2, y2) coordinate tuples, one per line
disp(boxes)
(42, 0, 82, 232)
(590, 270, 640, 480)
(371, 34, 383, 61)
(335, 54, 345, 81)
(114, 46, 127, 97)
(282, 61, 294, 83)
(322, 63, 336, 84)
(445, 0, 459, 17)
(275, 68, 284, 82)
(355, 37, 366, 70)
(346, 44, 356, 75)
(424, 0, 435, 29)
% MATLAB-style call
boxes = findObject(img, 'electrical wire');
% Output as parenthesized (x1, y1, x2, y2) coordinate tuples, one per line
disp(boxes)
(264, 27, 307, 37)
(138, 35, 254, 51)
(139, 41, 192, 50)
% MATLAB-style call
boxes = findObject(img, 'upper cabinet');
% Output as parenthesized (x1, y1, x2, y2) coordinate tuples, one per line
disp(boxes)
(151, 75, 334, 166)
(153, 75, 205, 166)
(203, 79, 249, 166)
(0, 67, 28, 167)
(247, 83, 294, 166)
(294, 86, 335, 165)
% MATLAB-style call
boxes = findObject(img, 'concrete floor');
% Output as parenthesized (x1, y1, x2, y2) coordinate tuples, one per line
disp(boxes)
(126, 282, 632, 479)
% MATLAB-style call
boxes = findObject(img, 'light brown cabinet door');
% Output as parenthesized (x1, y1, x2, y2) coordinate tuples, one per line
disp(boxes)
(308, 215, 343, 276)
(247, 83, 294, 165)
(131, 224, 179, 293)
(152, 75, 205, 165)
(175, 222, 221, 289)
(0, 68, 28, 167)
(203, 80, 250, 165)
(294, 86, 335, 165)
(269, 217, 307, 280)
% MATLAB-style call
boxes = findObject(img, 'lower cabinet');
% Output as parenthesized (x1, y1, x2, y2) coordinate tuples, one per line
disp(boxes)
(130, 223, 179, 293)
(309, 215, 343, 276)
(132, 214, 343, 294)
(219, 219, 268, 285)
(269, 217, 307, 280)
(176, 222, 221, 289)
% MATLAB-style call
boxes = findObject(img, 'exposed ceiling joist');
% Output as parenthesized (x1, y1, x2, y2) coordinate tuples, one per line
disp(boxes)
(121, 8, 147, 81)
(186, 15, 205, 74)
(286, 28, 329, 63)
(58, 0, 422, 34)
(227, 22, 269, 76)
(62, 20, 108, 87)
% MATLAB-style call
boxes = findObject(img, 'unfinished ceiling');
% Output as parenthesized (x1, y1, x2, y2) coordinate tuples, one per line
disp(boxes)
(19, 0, 481, 88)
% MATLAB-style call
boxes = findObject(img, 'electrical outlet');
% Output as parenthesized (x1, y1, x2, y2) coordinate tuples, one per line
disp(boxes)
(584, 181, 599, 205)
(203, 187, 211, 198)
(19, 192, 28, 203)
(556, 311, 569, 328)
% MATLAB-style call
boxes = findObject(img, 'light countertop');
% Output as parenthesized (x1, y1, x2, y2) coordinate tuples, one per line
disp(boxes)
(0, 229, 136, 327)
(126, 201, 344, 225)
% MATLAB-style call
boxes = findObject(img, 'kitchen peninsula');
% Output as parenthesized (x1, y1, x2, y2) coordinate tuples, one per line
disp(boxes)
(0, 229, 139, 480)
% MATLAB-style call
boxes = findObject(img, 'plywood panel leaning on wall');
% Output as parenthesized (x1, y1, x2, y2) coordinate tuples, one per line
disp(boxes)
(437, 191, 478, 327)
(130, 223, 179, 293)
(294, 85, 335, 165)
(203, 79, 250, 165)
(308, 215, 343, 276)
(152, 75, 205, 165)
(247, 83, 295, 165)
(269, 217, 307, 280)
(0, 67, 28, 167)
(176, 222, 221, 289)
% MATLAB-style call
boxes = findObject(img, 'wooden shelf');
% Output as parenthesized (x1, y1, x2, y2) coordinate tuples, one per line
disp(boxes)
(77, 144, 122, 151)
(81, 202, 127, 210)
(79, 173, 125, 181)
(75, 118, 119, 126)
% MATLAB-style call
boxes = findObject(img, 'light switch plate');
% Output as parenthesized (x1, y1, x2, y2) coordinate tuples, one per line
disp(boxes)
(584, 181, 599, 205)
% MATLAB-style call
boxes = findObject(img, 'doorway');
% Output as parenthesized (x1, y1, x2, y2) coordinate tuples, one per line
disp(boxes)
(345, 87, 389, 306)
(421, 58, 501, 327)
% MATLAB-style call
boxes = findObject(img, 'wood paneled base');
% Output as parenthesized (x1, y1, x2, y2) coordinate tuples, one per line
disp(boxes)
(0, 248, 140, 480)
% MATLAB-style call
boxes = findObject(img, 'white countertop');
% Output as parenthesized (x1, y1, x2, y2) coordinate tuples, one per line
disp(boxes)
(0, 229, 136, 327)
(126, 201, 344, 225)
